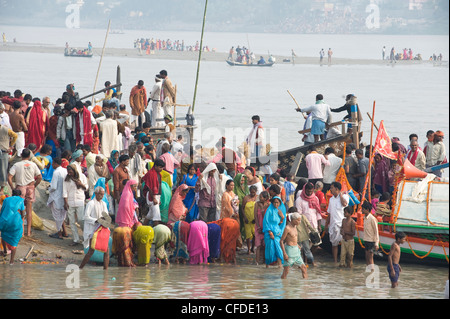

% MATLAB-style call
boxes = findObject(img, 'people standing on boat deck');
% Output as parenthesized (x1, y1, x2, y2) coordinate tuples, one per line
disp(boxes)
(425, 130, 446, 178)
(331, 94, 361, 134)
(406, 140, 426, 172)
(324, 181, 349, 264)
(149, 74, 163, 128)
(246, 115, 265, 161)
(296, 94, 332, 143)
(159, 70, 176, 118)
(305, 144, 330, 186)
(354, 149, 369, 193)
(362, 201, 380, 269)
(8, 148, 42, 237)
(344, 146, 358, 191)
(129, 80, 147, 128)
(322, 147, 342, 194)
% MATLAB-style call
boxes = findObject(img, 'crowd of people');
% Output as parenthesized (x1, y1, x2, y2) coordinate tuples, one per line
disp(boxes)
(0, 84, 447, 286)
(134, 38, 213, 53)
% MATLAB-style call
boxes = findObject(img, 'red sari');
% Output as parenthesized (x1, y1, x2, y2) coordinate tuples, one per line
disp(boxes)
(26, 101, 48, 152)
(211, 218, 240, 263)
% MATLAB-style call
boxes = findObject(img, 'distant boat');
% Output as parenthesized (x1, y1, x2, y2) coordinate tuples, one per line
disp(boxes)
(110, 30, 124, 35)
(64, 49, 93, 57)
(226, 60, 274, 67)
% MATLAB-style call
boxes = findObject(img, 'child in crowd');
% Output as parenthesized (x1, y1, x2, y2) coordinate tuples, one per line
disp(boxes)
(387, 232, 406, 288)
(339, 206, 356, 268)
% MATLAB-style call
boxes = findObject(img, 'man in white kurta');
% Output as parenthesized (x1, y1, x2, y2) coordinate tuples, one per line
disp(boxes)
(326, 182, 349, 263)
(83, 186, 108, 249)
(150, 75, 164, 127)
(100, 111, 119, 157)
(47, 160, 67, 237)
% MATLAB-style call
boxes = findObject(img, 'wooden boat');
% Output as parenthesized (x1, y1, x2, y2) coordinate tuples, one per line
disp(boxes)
(64, 50, 93, 57)
(226, 60, 274, 67)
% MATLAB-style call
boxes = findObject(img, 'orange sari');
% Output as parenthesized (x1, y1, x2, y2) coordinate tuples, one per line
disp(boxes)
(211, 218, 240, 263)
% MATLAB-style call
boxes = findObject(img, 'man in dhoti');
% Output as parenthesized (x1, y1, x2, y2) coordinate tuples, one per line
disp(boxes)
(129, 80, 147, 128)
(149, 75, 164, 127)
(47, 158, 68, 239)
(325, 182, 349, 264)
(159, 70, 176, 118)
(99, 110, 118, 157)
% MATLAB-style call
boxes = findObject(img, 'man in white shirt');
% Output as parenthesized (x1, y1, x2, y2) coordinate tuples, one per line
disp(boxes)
(0, 102, 11, 129)
(297, 94, 332, 142)
(149, 75, 164, 127)
(47, 158, 68, 239)
(325, 181, 349, 263)
(8, 148, 42, 237)
(63, 164, 88, 246)
(322, 147, 342, 193)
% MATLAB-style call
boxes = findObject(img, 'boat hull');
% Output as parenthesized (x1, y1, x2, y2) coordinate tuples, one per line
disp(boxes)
(226, 60, 274, 67)
(64, 53, 93, 58)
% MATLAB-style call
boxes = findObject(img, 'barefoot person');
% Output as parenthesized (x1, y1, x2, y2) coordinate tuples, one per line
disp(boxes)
(263, 196, 286, 268)
(280, 212, 308, 279)
(388, 232, 407, 288)
(0, 189, 25, 264)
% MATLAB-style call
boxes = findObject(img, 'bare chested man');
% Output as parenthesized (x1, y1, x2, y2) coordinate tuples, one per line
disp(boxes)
(387, 232, 406, 288)
(8, 100, 28, 154)
(280, 212, 308, 279)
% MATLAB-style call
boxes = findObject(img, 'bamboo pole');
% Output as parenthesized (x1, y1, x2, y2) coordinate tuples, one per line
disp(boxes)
(191, 0, 208, 114)
(287, 90, 307, 119)
(91, 19, 111, 105)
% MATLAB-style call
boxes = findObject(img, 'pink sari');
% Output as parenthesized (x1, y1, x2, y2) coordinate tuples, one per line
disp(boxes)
(116, 179, 139, 228)
(168, 184, 188, 225)
(187, 220, 209, 264)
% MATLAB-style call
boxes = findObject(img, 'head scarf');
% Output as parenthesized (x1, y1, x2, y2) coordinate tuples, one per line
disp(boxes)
(200, 163, 219, 194)
(187, 220, 209, 265)
(71, 149, 83, 163)
(91, 177, 110, 211)
(300, 184, 322, 213)
(435, 130, 444, 137)
(168, 184, 189, 223)
(233, 173, 249, 203)
(153, 224, 171, 249)
(61, 158, 69, 168)
(109, 150, 119, 169)
(116, 179, 138, 228)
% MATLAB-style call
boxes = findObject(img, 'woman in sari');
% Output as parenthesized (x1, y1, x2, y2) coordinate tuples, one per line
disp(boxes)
(172, 220, 190, 263)
(107, 150, 119, 174)
(242, 185, 258, 254)
(187, 220, 209, 264)
(115, 179, 139, 228)
(220, 179, 239, 219)
(234, 173, 249, 238)
(263, 196, 286, 268)
(207, 223, 221, 263)
(132, 222, 154, 266)
(153, 224, 171, 265)
(212, 218, 240, 264)
(373, 153, 390, 195)
(168, 184, 189, 227)
(112, 226, 135, 267)
(180, 164, 199, 223)
(0, 190, 25, 264)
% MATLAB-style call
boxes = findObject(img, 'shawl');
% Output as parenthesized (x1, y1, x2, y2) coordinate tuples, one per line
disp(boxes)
(168, 184, 188, 223)
(116, 179, 138, 228)
(109, 150, 119, 169)
(300, 184, 322, 214)
(129, 85, 147, 116)
(153, 224, 171, 249)
(200, 162, 219, 195)
(61, 158, 69, 168)
(262, 196, 286, 238)
(27, 101, 46, 151)
(142, 167, 161, 201)
(90, 177, 110, 211)
(187, 220, 209, 264)
(246, 121, 263, 151)
(233, 173, 249, 204)
(75, 107, 93, 146)
(406, 149, 419, 166)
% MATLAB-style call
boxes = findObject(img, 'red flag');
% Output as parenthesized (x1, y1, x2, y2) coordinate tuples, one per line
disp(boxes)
(374, 120, 397, 160)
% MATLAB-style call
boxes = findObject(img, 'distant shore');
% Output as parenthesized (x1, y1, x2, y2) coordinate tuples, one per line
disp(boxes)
(1, 43, 447, 66)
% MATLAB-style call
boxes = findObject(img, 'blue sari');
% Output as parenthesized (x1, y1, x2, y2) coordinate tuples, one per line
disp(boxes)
(207, 223, 221, 262)
(180, 173, 199, 223)
(90, 177, 110, 211)
(262, 196, 286, 265)
(0, 196, 25, 247)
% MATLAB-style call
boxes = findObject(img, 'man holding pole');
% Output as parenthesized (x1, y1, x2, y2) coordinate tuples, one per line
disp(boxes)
(296, 94, 332, 143)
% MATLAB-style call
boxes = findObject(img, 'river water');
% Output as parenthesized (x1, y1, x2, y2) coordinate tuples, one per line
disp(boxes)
(0, 27, 448, 299)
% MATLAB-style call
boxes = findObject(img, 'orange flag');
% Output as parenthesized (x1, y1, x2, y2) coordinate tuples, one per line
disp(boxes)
(374, 120, 397, 160)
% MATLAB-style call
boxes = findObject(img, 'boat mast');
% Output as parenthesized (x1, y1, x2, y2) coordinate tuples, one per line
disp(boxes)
(191, 0, 208, 114)
(91, 19, 111, 105)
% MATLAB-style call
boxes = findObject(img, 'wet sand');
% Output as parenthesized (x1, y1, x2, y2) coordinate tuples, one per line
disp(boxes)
(1, 43, 446, 66)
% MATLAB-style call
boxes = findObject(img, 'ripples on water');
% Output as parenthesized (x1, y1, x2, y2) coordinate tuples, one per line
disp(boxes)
(0, 257, 446, 299)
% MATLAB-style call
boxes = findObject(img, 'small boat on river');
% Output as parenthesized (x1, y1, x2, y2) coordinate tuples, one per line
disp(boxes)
(226, 60, 274, 67)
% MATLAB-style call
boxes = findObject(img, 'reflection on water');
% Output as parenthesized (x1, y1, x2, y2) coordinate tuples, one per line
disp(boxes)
(0, 258, 447, 299)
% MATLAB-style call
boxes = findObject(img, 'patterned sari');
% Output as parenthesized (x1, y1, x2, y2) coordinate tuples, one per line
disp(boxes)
(172, 221, 190, 260)
(112, 227, 134, 267)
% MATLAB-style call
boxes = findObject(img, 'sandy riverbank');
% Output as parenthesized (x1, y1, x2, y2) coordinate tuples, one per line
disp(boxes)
(1, 43, 447, 67)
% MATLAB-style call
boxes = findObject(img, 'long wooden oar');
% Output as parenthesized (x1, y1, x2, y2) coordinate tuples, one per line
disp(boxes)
(287, 90, 306, 119)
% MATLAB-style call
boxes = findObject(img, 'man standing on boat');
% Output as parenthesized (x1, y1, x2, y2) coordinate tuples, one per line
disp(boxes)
(149, 75, 163, 128)
(129, 80, 147, 129)
(425, 130, 447, 178)
(159, 70, 176, 118)
(296, 94, 332, 143)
